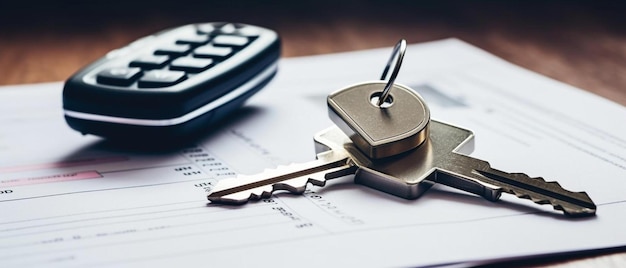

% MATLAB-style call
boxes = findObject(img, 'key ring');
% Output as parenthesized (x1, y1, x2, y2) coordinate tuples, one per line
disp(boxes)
(377, 39, 406, 107)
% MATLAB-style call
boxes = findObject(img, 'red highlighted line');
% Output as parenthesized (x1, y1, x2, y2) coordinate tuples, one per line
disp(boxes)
(1, 170, 103, 187)
(0, 156, 128, 173)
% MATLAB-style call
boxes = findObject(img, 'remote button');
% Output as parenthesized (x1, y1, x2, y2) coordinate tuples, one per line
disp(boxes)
(130, 55, 170, 69)
(197, 24, 216, 34)
(154, 43, 191, 57)
(219, 23, 237, 34)
(213, 35, 248, 47)
(138, 70, 186, 88)
(96, 67, 141, 86)
(237, 26, 261, 37)
(176, 34, 210, 45)
(194, 45, 233, 58)
(170, 57, 213, 73)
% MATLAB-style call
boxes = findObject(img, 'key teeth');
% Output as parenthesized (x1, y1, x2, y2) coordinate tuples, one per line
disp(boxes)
(208, 187, 274, 205)
(476, 169, 596, 217)
(505, 188, 596, 217)
(249, 189, 274, 201)
(255, 175, 329, 199)
(274, 177, 327, 193)
(547, 180, 562, 187)
(553, 202, 596, 218)
(207, 195, 249, 205)
(208, 174, 330, 205)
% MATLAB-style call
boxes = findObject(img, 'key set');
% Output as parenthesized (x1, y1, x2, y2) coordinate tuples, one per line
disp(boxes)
(208, 40, 597, 217)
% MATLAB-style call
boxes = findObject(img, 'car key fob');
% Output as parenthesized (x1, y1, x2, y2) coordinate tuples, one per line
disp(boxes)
(63, 22, 280, 140)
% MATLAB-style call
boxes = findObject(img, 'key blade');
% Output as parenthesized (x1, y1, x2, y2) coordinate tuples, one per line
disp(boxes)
(439, 155, 596, 217)
(317, 121, 596, 218)
(208, 151, 356, 205)
(473, 168, 596, 217)
(207, 174, 274, 205)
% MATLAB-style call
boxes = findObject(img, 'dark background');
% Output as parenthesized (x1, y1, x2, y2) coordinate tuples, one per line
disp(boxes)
(1, 0, 625, 106)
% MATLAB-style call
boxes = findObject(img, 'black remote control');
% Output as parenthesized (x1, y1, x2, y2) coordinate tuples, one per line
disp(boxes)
(63, 22, 280, 140)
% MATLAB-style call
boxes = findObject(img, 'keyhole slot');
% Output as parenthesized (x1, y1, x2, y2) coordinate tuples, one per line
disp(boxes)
(370, 92, 394, 108)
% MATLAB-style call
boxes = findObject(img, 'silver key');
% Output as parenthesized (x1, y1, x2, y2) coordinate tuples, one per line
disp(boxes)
(209, 40, 419, 204)
(207, 128, 357, 204)
(208, 40, 596, 217)
(208, 122, 596, 216)
(209, 40, 420, 204)
(324, 40, 595, 216)
(319, 121, 596, 217)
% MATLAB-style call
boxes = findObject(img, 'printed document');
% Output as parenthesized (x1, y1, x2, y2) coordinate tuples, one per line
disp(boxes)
(1, 39, 625, 267)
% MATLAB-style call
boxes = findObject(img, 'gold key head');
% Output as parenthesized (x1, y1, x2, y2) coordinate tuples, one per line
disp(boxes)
(327, 81, 430, 159)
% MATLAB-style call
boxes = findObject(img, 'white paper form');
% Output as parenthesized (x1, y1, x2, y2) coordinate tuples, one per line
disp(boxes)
(1, 39, 625, 267)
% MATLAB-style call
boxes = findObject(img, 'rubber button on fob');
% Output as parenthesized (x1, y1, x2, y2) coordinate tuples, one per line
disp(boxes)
(194, 45, 233, 58)
(96, 67, 142, 86)
(138, 70, 186, 88)
(213, 35, 248, 47)
(130, 55, 170, 69)
(176, 34, 210, 45)
(154, 44, 192, 57)
(170, 57, 213, 73)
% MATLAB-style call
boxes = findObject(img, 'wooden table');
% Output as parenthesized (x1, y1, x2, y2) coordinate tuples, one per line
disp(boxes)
(1, 1, 624, 266)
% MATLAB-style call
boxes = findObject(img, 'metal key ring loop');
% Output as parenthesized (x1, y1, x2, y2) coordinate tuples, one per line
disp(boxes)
(377, 39, 407, 106)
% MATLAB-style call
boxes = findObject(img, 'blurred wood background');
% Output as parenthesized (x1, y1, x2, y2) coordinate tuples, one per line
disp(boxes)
(0, 0, 625, 266)
(1, 0, 625, 106)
